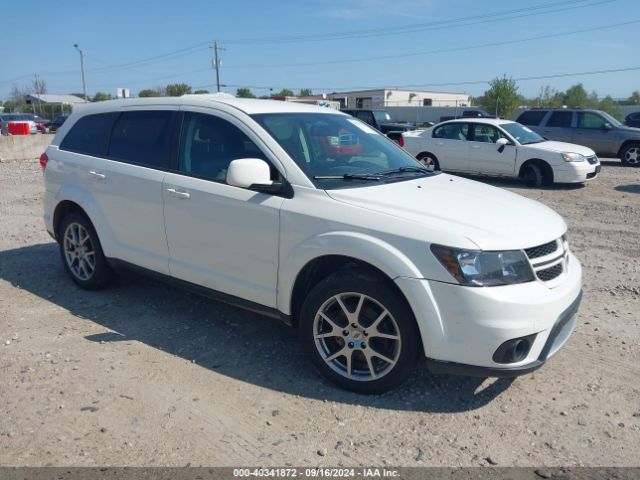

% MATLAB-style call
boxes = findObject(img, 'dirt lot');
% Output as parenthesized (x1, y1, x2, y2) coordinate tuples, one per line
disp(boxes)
(0, 158, 638, 467)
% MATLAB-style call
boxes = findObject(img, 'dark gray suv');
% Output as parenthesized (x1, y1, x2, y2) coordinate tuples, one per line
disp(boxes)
(515, 109, 640, 167)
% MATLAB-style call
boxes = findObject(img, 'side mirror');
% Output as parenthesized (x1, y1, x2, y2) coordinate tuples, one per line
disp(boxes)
(496, 137, 510, 153)
(603, 122, 612, 130)
(227, 158, 281, 193)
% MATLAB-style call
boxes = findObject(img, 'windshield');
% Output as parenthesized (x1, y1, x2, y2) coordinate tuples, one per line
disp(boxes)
(252, 113, 435, 189)
(501, 122, 545, 145)
(373, 111, 392, 123)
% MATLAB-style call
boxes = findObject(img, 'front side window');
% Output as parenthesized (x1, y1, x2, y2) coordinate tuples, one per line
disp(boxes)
(60, 112, 119, 156)
(108, 110, 176, 168)
(178, 112, 269, 183)
(433, 123, 470, 140)
(471, 124, 505, 143)
(253, 113, 433, 189)
(577, 112, 607, 129)
(546, 111, 573, 128)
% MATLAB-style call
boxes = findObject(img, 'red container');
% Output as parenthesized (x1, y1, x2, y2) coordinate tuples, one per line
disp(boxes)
(8, 122, 30, 135)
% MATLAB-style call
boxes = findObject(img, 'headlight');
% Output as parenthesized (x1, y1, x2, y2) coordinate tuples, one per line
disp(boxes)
(430, 245, 535, 287)
(561, 152, 586, 162)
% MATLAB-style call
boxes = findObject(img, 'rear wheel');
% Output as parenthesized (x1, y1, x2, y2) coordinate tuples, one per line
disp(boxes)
(300, 268, 420, 393)
(521, 163, 543, 187)
(620, 143, 640, 167)
(417, 153, 440, 171)
(59, 213, 113, 290)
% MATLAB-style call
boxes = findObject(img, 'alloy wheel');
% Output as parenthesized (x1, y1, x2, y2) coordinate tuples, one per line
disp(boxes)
(63, 222, 96, 281)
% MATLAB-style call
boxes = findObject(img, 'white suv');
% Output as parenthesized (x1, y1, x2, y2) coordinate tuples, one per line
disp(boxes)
(42, 96, 582, 393)
(401, 118, 601, 187)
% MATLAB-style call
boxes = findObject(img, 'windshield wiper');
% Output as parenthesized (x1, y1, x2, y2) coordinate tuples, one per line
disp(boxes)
(372, 166, 431, 176)
(313, 173, 382, 181)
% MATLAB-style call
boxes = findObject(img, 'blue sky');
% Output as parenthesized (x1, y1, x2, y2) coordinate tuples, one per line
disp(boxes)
(1, 0, 638, 100)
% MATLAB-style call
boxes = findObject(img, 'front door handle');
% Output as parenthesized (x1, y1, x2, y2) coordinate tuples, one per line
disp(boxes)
(166, 187, 191, 199)
(471, 145, 481, 149)
(89, 170, 106, 179)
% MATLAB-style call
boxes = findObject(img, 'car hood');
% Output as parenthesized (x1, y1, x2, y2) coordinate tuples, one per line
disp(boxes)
(617, 125, 640, 135)
(325, 173, 566, 250)
(526, 140, 595, 156)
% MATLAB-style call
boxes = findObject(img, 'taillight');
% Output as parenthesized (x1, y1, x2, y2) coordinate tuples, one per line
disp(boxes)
(399, 135, 405, 147)
(39, 152, 48, 173)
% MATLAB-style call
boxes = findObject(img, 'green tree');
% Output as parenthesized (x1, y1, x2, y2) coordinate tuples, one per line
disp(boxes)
(272, 88, 295, 98)
(598, 95, 622, 119)
(165, 83, 192, 97)
(563, 83, 588, 108)
(236, 88, 256, 98)
(298, 88, 313, 97)
(477, 76, 522, 118)
(92, 92, 112, 102)
(193, 89, 210, 94)
(629, 90, 640, 105)
(138, 88, 163, 97)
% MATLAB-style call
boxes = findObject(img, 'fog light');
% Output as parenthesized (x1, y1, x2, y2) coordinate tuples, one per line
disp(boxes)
(492, 334, 536, 364)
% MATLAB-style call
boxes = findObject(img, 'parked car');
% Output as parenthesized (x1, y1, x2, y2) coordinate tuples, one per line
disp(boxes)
(42, 97, 582, 393)
(0, 114, 38, 135)
(439, 108, 495, 122)
(48, 115, 69, 133)
(401, 119, 600, 187)
(515, 108, 640, 167)
(624, 111, 640, 128)
(341, 109, 416, 135)
(19, 114, 50, 133)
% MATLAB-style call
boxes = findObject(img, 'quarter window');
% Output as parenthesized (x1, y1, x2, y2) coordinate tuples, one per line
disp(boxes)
(59, 112, 119, 156)
(433, 123, 470, 140)
(546, 111, 573, 128)
(178, 112, 268, 183)
(108, 111, 176, 168)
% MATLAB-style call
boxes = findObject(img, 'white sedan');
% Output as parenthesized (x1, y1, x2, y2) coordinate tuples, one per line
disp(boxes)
(401, 118, 601, 186)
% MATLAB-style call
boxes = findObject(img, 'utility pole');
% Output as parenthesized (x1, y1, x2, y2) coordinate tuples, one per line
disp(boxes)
(33, 73, 41, 115)
(210, 41, 225, 92)
(74, 44, 88, 102)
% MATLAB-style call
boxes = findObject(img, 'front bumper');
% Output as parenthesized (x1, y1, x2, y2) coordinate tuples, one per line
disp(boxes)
(553, 160, 600, 183)
(395, 252, 582, 375)
(425, 290, 581, 377)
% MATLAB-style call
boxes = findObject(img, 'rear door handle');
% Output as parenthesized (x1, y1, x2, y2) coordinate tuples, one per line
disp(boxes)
(471, 145, 481, 149)
(89, 170, 106, 179)
(166, 187, 191, 199)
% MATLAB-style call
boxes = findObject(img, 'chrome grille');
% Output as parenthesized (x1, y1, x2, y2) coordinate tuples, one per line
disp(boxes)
(537, 263, 563, 281)
(525, 240, 558, 259)
(524, 237, 568, 283)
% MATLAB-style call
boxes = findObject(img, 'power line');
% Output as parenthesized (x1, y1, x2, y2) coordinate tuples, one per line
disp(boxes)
(223, 0, 612, 44)
(193, 65, 640, 92)
(222, 18, 640, 69)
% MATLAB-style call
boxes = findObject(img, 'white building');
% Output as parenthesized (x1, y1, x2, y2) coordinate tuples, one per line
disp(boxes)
(327, 88, 470, 109)
(25, 94, 88, 105)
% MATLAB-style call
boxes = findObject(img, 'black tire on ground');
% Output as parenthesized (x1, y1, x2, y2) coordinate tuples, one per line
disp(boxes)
(521, 163, 544, 188)
(417, 153, 440, 171)
(58, 212, 114, 290)
(299, 268, 420, 394)
(620, 142, 640, 167)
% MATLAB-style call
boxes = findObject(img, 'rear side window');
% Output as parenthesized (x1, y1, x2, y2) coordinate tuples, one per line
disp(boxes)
(59, 113, 118, 156)
(108, 111, 176, 169)
(546, 111, 573, 128)
(516, 110, 547, 126)
(433, 123, 469, 140)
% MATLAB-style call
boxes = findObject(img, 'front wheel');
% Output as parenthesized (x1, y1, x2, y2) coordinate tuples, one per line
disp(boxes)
(521, 163, 543, 187)
(300, 268, 420, 393)
(620, 143, 640, 167)
(417, 153, 440, 171)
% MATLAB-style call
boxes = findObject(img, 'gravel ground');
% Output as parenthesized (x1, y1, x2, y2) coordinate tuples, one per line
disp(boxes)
(0, 158, 638, 467)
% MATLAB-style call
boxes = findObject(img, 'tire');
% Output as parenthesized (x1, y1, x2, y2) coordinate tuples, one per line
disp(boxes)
(299, 268, 420, 394)
(521, 163, 543, 187)
(58, 212, 113, 290)
(417, 153, 440, 171)
(620, 143, 640, 167)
